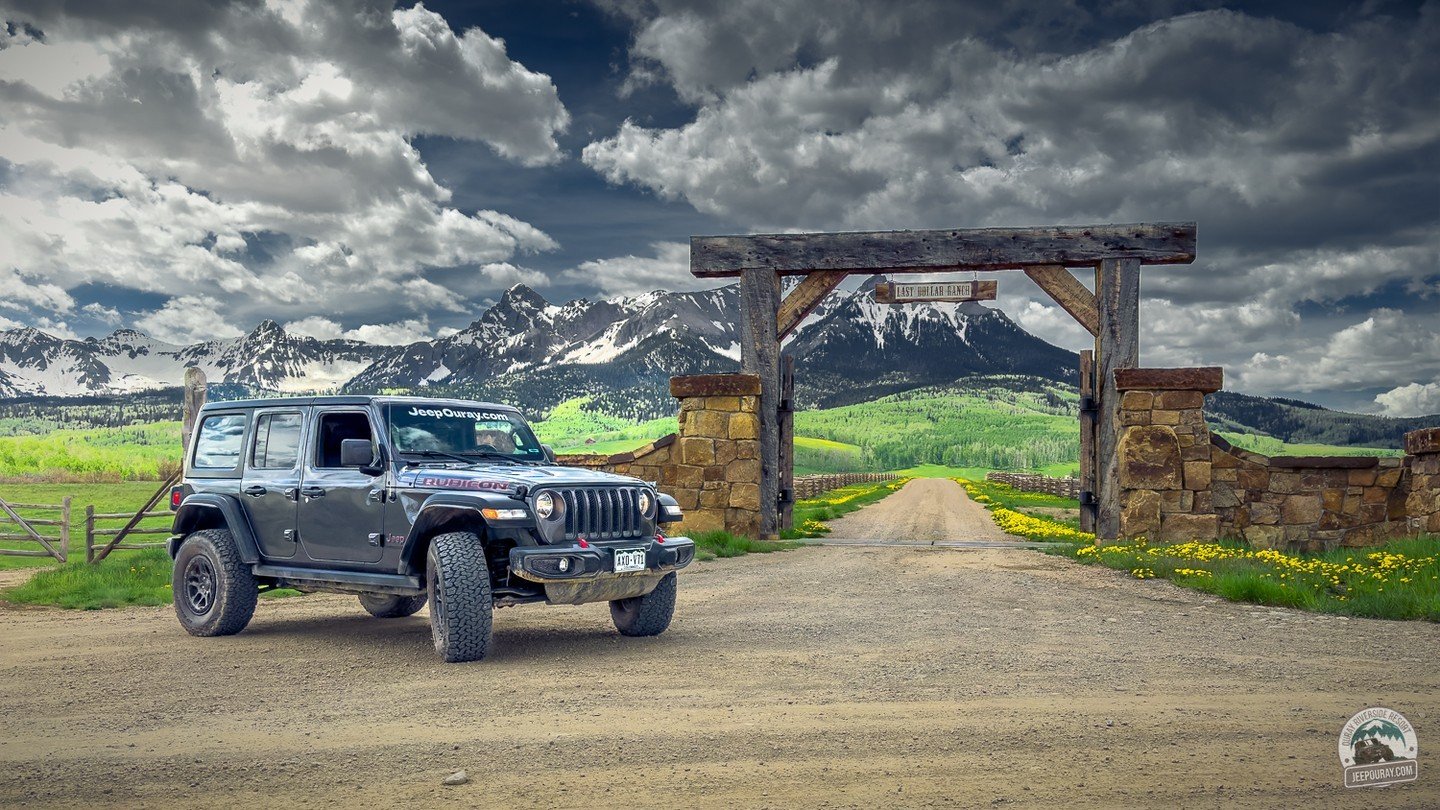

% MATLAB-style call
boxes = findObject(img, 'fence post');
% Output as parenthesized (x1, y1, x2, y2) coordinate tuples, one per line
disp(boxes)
(85, 505, 95, 564)
(59, 496, 71, 563)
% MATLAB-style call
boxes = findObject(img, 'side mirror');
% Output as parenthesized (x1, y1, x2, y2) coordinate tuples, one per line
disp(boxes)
(340, 438, 376, 468)
(541, 444, 557, 463)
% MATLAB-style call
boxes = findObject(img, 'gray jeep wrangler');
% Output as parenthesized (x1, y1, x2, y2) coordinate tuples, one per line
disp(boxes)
(168, 395, 693, 662)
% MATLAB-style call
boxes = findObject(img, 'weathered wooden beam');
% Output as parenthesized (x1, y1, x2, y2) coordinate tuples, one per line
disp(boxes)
(1024, 266, 1099, 337)
(874, 279, 997, 303)
(776, 270, 848, 339)
(1094, 257, 1140, 543)
(740, 268, 782, 540)
(691, 222, 1196, 277)
(1078, 350, 1096, 535)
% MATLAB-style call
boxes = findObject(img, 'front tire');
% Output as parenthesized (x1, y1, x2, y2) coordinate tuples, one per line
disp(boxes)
(610, 572, 677, 637)
(172, 528, 257, 637)
(426, 532, 493, 662)
(359, 592, 427, 618)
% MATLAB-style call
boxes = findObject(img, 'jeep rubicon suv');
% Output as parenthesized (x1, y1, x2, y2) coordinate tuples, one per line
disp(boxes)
(168, 395, 693, 662)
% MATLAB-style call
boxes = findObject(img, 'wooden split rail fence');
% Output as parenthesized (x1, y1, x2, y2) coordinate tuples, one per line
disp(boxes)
(985, 472, 1082, 499)
(793, 472, 898, 501)
(0, 473, 179, 566)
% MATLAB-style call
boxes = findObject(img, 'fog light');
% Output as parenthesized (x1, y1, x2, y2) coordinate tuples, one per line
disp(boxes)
(558, 558, 570, 573)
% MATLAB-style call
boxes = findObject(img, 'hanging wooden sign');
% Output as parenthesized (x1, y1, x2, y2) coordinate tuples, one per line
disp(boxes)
(873, 279, 998, 303)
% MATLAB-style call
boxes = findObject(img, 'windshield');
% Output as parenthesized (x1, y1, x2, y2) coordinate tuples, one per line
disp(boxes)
(385, 404, 545, 462)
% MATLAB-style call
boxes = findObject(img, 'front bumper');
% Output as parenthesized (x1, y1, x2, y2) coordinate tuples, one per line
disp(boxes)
(509, 536, 695, 584)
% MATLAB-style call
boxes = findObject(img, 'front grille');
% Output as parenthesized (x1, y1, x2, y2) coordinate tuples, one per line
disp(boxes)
(558, 487, 647, 541)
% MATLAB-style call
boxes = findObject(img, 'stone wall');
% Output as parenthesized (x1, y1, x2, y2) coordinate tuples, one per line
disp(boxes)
(1115, 367, 1222, 542)
(1113, 366, 1439, 551)
(1405, 427, 1440, 535)
(1211, 438, 1407, 551)
(555, 373, 762, 538)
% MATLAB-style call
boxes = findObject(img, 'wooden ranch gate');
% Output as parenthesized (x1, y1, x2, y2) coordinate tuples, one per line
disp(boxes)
(690, 222, 1198, 541)
(86, 473, 180, 563)
(0, 495, 72, 563)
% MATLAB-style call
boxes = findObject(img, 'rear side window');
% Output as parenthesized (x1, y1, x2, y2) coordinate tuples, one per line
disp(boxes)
(251, 412, 303, 470)
(194, 413, 247, 470)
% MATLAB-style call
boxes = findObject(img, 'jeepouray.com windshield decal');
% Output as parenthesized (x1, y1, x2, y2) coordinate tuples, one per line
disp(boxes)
(404, 406, 512, 420)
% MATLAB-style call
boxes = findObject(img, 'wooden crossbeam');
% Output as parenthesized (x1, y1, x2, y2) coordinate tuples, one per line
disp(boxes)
(1024, 266, 1099, 336)
(691, 222, 1196, 277)
(776, 270, 847, 338)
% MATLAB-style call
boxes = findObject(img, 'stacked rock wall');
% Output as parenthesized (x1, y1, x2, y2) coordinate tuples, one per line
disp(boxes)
(1210, 438, 1407, 551)
(555, 374, 763, 539)
(1114, 368, 1222, 542)
(1405, 428, 1440, 535)
(1113, 367, 1439, 551)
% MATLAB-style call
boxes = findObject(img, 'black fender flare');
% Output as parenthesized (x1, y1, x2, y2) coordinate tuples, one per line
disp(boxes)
(398, 492, 529, 575)
(169, 494, 262, 564)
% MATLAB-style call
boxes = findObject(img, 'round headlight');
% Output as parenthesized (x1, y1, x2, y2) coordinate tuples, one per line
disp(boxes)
(638, 490, 654, 517)
(535, 491, 556, 519)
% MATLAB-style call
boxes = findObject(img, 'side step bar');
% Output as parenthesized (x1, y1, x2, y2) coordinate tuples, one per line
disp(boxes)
(253, 564, 424, 596)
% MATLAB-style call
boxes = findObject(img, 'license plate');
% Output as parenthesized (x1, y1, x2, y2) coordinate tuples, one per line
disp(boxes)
(613, 548, 647, 573)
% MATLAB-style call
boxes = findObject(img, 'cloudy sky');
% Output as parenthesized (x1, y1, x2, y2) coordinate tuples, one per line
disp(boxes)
(0, 0, 1436, 413)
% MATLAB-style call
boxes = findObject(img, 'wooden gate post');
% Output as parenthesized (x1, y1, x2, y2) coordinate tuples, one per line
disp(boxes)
(181, 366, 207, 454)
(59, 496, 71, 563)
(740, 267, 782, 540)
(1078, 350, 1097, 534)
(84, 505, 95, 564)
(779, 354, 796, 531)
(1094, 258, 1140, 541)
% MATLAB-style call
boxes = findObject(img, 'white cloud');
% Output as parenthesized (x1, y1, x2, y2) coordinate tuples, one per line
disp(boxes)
(560, 242, 725, 298)
(1374, 382, 1440, 418)
(134, 296, 244, 345)
(286, 314, 454, 346)
(0, 0, 568, 330)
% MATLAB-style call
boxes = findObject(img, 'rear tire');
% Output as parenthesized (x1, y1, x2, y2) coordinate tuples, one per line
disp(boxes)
(426, 532, 493, 662)
(358, 592, 427, 618)
(610, 572, 676, 637)
(172, 529, 257, 637)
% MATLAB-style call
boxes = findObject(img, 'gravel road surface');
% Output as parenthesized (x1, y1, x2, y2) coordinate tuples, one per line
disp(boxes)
(822, 478, 1016, 544)
(4, 536, 1438, 807)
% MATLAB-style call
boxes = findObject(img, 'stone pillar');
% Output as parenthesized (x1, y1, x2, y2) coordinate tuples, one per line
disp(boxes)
(1405, 427, 1440, 535)
(1113, 367, 1223, 542)
(668, 374, 763, 539)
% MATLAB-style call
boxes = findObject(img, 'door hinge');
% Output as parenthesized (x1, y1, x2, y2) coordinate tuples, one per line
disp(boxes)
(367, 533, 383, 547)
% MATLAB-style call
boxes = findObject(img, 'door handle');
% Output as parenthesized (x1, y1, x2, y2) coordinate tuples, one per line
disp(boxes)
(300, 486, 326, 499)
(242, 485, 267, 497)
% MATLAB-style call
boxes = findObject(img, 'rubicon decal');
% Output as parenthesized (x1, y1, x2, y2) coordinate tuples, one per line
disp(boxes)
(413, 476, 514, 492)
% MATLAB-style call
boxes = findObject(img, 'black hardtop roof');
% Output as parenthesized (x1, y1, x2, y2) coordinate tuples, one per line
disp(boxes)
(199, 395, 522, 413)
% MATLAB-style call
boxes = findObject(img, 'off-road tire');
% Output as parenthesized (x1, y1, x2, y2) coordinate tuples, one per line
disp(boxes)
(610, 572, 677, 637)
(172, 529, 257, 637)
(358, 592, 427, 618)
(426, 532, 493, 662)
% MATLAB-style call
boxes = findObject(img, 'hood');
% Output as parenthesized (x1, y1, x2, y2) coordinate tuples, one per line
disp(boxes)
(395, 463, 646, 495)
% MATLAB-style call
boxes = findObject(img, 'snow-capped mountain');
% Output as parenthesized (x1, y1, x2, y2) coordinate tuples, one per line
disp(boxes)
(0, 321, 386, 397)
(0, 279, 1076, 414)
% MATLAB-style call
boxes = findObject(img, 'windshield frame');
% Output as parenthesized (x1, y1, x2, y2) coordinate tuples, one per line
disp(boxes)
(383, 403, 546, 464)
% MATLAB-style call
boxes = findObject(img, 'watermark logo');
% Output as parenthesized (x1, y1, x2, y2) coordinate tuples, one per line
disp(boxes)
(1338, 707, 1419, 788)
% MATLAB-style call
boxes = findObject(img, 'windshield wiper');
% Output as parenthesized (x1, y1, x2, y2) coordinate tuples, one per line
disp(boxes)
(401, 449, 483, 466)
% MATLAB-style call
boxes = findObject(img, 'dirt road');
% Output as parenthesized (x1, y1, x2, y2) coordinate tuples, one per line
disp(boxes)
(4, 540, 1439, 808)
(823, 477, 1016, 543)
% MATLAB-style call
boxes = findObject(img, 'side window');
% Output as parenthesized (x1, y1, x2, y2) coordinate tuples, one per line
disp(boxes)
(251, 412, 303, 470)
(194, 414, 247, 470)
(315, 412, 374, 468)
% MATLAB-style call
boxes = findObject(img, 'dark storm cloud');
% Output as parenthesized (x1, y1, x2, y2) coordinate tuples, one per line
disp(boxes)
(583, 0, 1440, 412)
